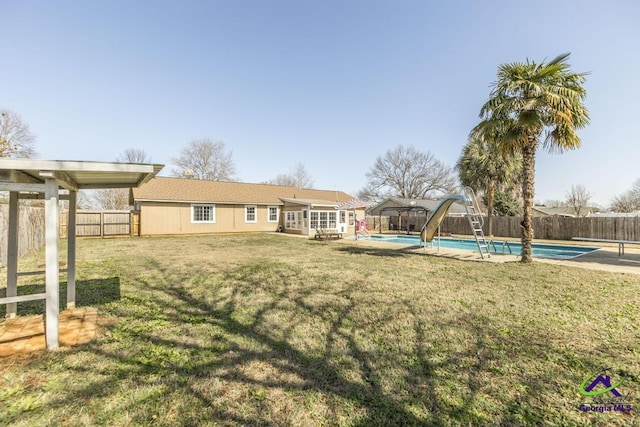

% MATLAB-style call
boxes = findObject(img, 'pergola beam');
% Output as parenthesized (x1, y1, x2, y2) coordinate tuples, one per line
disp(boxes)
(0, 170, 41, 184)
(40, 170, 79, 192)
(0, 183, 46, 192)
(16, 193, 71, 200)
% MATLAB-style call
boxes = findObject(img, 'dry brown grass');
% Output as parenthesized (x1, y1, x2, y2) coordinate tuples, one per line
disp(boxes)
(1, 233, 639, 426)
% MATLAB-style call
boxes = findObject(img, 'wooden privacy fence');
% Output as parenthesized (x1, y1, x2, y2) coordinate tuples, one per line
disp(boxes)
(439, 216, 640, 241)
(60, 211, 140, 238)
(366, 215, 640, 241)
(0, 205, 45, 267)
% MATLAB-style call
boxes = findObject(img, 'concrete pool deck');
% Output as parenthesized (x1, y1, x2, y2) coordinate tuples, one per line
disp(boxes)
(335, 234, 640, 275)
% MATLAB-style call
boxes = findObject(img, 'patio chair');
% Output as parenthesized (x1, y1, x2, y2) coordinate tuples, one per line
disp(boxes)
(314, 227, 342, 240)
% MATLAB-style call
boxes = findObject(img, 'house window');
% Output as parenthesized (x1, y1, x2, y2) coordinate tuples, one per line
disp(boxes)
(339, 211, 346, 224)
(348, 212, 355, 226)
(192, 204, 215, 223)
(310, 211, 337, 229)
(268, 206, 279, 222)
(245, 205, 257, 223)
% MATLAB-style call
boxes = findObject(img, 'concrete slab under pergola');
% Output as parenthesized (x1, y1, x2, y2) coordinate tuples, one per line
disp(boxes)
(0, 159, 163, 349)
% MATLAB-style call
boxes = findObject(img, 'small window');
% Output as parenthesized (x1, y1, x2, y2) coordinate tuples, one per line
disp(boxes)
(192, 204, 215, 223)
(245, 205, 257, 223)
(268, 206, 279, 222)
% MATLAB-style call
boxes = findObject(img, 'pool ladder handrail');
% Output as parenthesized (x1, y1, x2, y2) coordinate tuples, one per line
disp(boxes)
(489, 239, 513, 255)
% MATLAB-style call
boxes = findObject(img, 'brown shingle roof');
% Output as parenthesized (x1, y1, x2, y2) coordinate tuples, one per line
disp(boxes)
(132, 177, 354, 205)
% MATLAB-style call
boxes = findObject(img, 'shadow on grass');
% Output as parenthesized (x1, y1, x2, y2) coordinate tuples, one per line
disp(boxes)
(0, 277, 121, 316)
(335, 244, 418, 257)
(6, 262, 627, 425)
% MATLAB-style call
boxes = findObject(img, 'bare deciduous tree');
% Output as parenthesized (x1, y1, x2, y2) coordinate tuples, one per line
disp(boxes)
(610, 178, 640, 212)
(91, 149, 153, 210)
(172, 139, 237, 181)
(0, 108, 36, 158)
(363, 145, 457, 201)
(90, 189, 131, 210)
(117, 148, 151, 164)
(77, 191, 95, 210)
(543, 200, 566, 208)
(267, 163, 314, 188)
(565, 184, 592, 216)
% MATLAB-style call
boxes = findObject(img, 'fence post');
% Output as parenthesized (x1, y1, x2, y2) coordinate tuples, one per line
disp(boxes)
(100, 211, 104, 238)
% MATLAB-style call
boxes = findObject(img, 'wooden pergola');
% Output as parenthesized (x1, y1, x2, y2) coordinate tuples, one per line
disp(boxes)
(0, 159, 163, 349)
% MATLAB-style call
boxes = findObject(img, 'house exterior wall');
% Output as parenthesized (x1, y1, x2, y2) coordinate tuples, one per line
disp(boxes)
(138, 201, 364, 237)
(139, 201, 281, 236)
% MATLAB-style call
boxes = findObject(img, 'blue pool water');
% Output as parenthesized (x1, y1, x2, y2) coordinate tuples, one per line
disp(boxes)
(357, 235, 600, 260)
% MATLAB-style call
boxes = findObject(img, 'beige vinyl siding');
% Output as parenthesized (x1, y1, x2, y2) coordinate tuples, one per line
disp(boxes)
(139, 202, 281, 235)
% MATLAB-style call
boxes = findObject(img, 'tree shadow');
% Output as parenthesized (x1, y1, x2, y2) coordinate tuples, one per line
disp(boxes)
(335, 245, 418, 258)
(0, 277, 121, 316)
(3, 261, 631, 426)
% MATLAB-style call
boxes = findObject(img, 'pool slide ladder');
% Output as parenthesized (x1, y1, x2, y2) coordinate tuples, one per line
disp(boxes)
(462, 187, 491, 259)
(418, 188, 492, 259)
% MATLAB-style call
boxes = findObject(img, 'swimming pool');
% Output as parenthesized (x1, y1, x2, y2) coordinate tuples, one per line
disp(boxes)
(356, 235, 600, 260)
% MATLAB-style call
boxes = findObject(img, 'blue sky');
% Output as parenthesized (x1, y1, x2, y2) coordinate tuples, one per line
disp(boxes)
(1, 0, 638, 207)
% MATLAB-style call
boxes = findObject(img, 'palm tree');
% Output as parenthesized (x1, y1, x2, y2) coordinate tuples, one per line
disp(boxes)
(474, 53, 589, 262)
(456, 134, 521, 237)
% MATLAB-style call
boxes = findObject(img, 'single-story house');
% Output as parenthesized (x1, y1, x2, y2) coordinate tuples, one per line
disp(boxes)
(586, 211, 640, 217)
(532, 206, 600, 218)
(131, 177, 364, 237)
(366, 196, 468, 233)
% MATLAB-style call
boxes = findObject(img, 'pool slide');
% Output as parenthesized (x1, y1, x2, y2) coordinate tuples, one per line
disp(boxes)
(419, 195, 468, 242)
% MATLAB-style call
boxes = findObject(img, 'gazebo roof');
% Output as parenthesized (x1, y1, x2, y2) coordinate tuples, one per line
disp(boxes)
(0, 158, 163, 190)
(334, 199, 371, 210)
(367, 196, 468, 216)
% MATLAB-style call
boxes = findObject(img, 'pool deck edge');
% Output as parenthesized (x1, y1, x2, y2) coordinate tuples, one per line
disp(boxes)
(336, 234, 640, 275)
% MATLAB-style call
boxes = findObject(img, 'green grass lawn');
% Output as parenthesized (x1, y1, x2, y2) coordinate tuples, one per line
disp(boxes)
(1, 234, 639, 426)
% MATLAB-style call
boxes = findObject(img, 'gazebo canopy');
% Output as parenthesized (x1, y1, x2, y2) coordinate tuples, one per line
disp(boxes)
(334, 199, 371, 210)
(367, 196, 467, 217)
(0, 159, 163, 350)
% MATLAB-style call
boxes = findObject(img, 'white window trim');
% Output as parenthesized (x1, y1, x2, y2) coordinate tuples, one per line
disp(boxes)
(191, 204, 216, 223)
(268, 206, 279, 223)
(245, 205, 257, 223)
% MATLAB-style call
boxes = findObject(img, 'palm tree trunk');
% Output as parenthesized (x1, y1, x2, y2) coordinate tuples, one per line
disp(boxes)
(487, 179, 495, 237)
(520, 138, 536, 263)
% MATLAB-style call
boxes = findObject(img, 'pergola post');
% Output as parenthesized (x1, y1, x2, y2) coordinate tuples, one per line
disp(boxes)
(67, 190, 77, 308)
(6, 191, 19, 318)
(44, 177, 60, 350)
